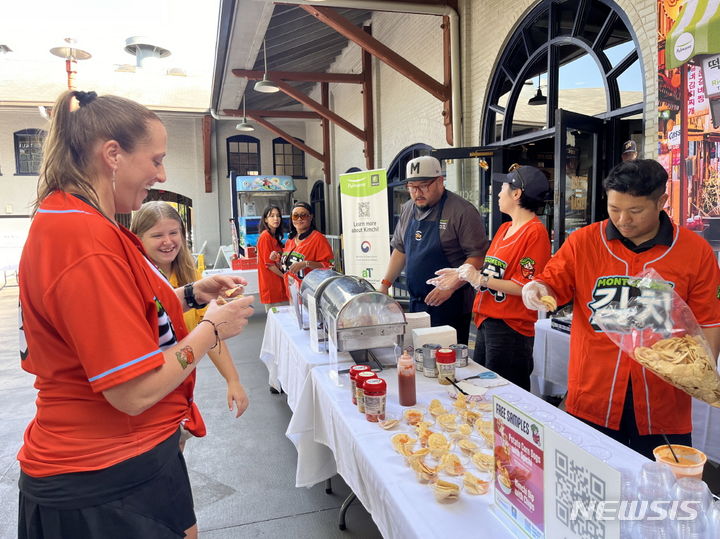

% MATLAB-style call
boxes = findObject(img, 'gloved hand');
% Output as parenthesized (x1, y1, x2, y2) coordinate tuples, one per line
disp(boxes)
(426, 268, 460, 290)
(521, 281, 557, 311)
(457, 263, 484, 289)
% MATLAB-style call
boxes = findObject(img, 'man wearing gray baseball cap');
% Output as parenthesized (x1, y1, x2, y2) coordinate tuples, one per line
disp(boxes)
(379, 155, 488, 344)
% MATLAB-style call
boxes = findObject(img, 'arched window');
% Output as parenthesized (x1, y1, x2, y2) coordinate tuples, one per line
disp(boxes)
(386, 143, 433, 232)
(273, 137, 306, 178)
(482, 0, 643, 145)
(227, 134, 260, 177)
(310, 180, 325, 233)
(14, 129, 46, 175)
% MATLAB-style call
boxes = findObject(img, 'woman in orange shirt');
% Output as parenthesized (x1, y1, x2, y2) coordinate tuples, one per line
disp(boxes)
(256, 205, 288, 310)
(431, 166, 550, 390)
(277, 201, 334, 280)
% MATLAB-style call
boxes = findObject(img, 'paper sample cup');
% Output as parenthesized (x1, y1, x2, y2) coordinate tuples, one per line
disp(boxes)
(652, 444, 706, 480)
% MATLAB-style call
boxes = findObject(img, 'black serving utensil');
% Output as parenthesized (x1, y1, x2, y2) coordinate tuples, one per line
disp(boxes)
(447, 377, 469, 396)
(662, 433, 680, 463)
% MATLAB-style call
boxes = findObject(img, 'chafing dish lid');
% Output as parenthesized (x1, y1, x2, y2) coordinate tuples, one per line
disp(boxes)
(320, 276, 405, 328)
(300, 268, 342, 303)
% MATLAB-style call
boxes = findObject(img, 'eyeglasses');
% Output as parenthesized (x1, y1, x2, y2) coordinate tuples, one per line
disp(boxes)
(291, 213, 310, 221)
(405, 178, 438, 194)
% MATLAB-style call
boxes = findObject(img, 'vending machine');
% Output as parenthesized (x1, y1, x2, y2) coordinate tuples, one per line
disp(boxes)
(230, 174, 296, 251)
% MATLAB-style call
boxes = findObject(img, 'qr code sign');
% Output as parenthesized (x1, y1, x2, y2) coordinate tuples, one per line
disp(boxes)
(554, 449, 607, 539)
(358, 201, 370, 218)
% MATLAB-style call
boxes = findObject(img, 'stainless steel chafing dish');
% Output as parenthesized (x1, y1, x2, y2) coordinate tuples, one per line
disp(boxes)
(320, 276, 406, 353)
(299, 269, 342, 331)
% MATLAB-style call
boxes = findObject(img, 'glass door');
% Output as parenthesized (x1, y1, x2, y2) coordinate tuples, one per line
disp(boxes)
(554, 109, 605, 251)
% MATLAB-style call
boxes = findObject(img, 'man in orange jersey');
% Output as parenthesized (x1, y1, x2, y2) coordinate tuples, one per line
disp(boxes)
(523, 159, 720, 459)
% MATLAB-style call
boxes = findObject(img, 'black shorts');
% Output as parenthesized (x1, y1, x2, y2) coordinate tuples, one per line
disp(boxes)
(19, 429, 195, 539)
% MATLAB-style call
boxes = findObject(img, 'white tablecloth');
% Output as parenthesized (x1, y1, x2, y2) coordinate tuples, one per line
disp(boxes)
(532, 318, 720, 463)
(286, 362, 647, 539)
(531, 318, 569, 397)
(259, 307, 353, 412)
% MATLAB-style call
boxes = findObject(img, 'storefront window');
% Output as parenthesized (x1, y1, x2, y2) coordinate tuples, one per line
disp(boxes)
(512, 55, 548, 138)
(483, 0, 643, 146)
(557, 45, 606, 117)
(617, 58, 643, 107)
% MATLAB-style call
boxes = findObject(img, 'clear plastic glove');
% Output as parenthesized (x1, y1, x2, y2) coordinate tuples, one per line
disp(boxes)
(521, 281, 557, 311)
(457, 263, 484, 289)
(426, 267, 461, 290)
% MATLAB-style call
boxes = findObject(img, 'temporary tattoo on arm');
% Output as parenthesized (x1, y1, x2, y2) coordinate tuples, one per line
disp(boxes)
(176, 346, 196, 369)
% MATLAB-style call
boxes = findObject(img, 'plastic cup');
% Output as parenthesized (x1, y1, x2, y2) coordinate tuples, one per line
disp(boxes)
(653, 444, 707, 480)
(638, 461, 675, 501)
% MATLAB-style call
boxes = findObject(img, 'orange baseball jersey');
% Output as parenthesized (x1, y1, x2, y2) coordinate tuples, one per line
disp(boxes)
(473, 218, 550, 336)
(281, 229, 334, 280)
(18, 192, 203, 477)
(256, 230, 288, 304)
(535, 219, 720, 435)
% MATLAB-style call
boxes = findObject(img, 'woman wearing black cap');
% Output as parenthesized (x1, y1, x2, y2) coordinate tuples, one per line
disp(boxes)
(277, 201, 334, 279)
(430, 165, 551, 390)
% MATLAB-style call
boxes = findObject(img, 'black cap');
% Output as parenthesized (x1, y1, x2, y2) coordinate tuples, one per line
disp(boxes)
(493, 166, 550, 201)
(622, 140, 637, 154)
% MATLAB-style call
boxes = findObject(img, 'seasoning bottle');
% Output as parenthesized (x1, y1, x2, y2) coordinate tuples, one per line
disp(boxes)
(422, 343, 441, 378)
(363, 377, 387, 422)
(398, 350, 417, 406)
(414, 348, 424, 373)
(355, 371, 377, 413)
(436, 348, 456, 385)
(349, 365, 371, 405)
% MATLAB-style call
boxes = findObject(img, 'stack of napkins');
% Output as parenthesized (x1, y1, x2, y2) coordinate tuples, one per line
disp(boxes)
(411, 325, 457, 349)
(404, 311, 431, 349)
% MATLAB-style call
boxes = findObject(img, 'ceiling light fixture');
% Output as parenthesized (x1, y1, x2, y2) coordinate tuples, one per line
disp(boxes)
(254, 40, 279, 93)
(528, 75, 547, 106)
(236, 95, 255, 131)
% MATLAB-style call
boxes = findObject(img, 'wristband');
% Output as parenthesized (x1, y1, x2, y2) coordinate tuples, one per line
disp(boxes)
(184, 282, 207, 309)
(381, 278, 393, 288)
(198, 319, 220, 349)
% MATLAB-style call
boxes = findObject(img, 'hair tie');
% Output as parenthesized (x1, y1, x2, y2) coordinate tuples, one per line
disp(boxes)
(74, 91, 97, 107)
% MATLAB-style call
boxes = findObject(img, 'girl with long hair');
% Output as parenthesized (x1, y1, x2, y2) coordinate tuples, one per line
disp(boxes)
(131, 201, 248, 430)
(256, 205, 288, 309)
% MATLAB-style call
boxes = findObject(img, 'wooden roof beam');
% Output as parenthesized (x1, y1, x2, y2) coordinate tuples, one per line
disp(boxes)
(232, 69, 363, 84)
(300, 4, 450, 102)
(246, 113, 324, 163)
(222, 109, 321, 119)
(274, 80, 365, 141)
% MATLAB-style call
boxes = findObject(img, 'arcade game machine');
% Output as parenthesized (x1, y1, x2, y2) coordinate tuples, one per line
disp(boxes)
(230, 174, 296, 253)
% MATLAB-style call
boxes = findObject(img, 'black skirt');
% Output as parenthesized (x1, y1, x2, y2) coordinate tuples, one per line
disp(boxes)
(18, 429, 195, 539)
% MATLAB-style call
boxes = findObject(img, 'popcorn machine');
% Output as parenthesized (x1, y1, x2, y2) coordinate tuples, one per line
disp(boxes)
(230, 174, 296, 251)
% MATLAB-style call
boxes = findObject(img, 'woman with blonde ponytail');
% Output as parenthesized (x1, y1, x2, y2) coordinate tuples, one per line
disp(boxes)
(17, 91, 254, 539)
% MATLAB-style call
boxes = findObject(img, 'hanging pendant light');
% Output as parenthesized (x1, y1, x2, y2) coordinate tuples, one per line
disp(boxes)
(254, 39, 279, 93)
(236, 95, 255, 131)
(528, 75, 547, 106)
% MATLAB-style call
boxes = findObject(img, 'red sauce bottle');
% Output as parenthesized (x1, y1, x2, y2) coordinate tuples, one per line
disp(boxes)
(398, 350, 417, 406)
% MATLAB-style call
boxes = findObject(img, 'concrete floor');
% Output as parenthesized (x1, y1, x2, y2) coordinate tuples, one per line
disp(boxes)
(0, 280, 382, 539)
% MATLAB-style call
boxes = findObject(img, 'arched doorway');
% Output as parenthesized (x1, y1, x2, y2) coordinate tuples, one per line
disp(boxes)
(310, 180, 326, 233)
(481, 0, 644, 249)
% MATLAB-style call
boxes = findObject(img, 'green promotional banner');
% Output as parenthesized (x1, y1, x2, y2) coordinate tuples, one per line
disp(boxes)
(339, 169, 390, 287)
